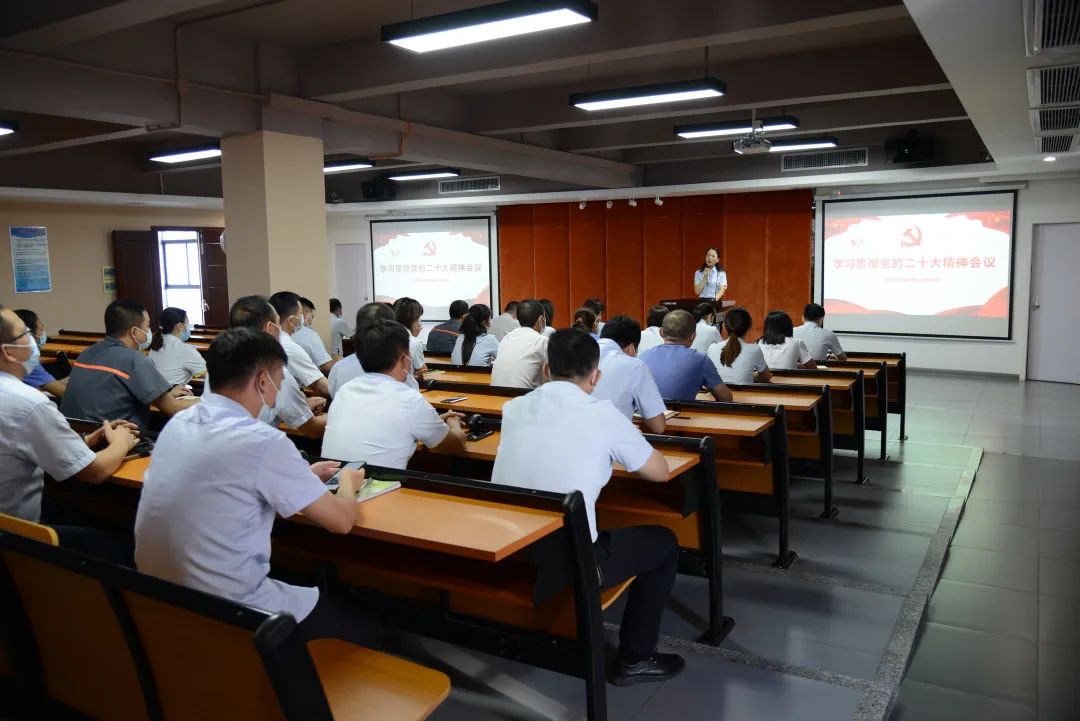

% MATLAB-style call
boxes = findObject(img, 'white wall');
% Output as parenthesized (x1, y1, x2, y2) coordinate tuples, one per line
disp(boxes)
(815, 177, 1080, 377)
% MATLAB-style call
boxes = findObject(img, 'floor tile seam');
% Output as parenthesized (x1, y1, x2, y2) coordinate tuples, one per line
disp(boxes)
(889, 678, 1039, 712)
(720, 558, 910, 597)
(921, 615, 1039, 644)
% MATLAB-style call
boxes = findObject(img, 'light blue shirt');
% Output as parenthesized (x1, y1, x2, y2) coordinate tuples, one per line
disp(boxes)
(328, 353, 419, 397)
(640, 342, 724, 401)
(593, 338, 667, 420)
(694, 267, 728, 298)
(451, 332, 499, 366)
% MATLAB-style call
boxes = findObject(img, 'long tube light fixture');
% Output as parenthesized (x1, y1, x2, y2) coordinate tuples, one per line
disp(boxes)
(571, 77, 726, 111)
(675, 115, 799, 139)
(324, 159, 374, 174)
(383, 0, 597, 53)
(0, 121, 17, 137)
(149, 146, 221, 164)
(387, 168, 461, 181)
(768, 137, 839, 153)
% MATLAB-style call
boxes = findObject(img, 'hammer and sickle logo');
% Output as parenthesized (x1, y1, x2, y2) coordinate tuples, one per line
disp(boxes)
(901, 227, 922, 247)
(423, 240, 437, 256)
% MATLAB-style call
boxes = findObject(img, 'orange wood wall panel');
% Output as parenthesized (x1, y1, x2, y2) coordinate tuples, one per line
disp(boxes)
(568, 202, 607, 310)
(643, 198, 685, 322)
(680, 195, 726, 298)
(722, 193, 770, 336)
(765, 190, 814, 325)
(604, 202, 644, 319)
(497, 205, 535, 304)
(531, 202, 572, 326)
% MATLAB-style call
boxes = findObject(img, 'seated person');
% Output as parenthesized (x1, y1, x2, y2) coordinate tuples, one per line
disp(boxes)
(61, 299, 197, 428)
(639, 310, 732, 402)
(759, 310, 816, 370)
(593, 315, 667, 433)
(690, 302, 722, 354)
(14, 308, 67, 397)
(572, 307, 601, 340)
(323, 320, 466, 468)
(451, 304, 499, 367)
(637, 305, 668, 354)
(328, 303, 420, 397)
(426, 299, 468, 355)
(491, 299, 549, 389)
(226, 295, 326, 438)
(293, 297, 336, 374)
(394, 297, 428, 382)
(583, 297, 606, 334)
(328, 298, 352, 357)
(269, 291, 330, 397)
(491, 328, 684, 685)
(148, 307, 207, 386)
(539, 299, 556, 337)
(135, 328, 380, 647)
(793, 302, 847, 361)
(489, 300, 519, 341)
(707, 307, 770, 385)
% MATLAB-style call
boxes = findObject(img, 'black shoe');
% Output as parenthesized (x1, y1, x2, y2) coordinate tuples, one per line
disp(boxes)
(610, 652, 685, 686)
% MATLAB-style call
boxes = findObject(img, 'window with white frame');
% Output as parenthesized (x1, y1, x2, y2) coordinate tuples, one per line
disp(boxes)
(158, 230, 204, 325)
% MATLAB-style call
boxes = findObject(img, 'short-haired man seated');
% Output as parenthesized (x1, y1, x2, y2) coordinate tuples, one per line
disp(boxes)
(61, 299, 198, 428)
(793, 302, 847, 361)
(639, 309, 732, 402)
(135, 328, 381, 646)
(593, 315, 668, 434)
(491, 299, 549, 389)
(492, 328, 685, 685)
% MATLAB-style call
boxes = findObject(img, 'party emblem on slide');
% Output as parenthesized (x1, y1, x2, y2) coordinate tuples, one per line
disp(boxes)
(424, 240, 437, 256)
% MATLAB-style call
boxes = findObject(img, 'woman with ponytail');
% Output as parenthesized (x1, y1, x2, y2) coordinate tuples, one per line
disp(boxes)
(148, 307, 206, 386)
(706, 307, 770, 384)
(451, 304, 499, 366)
(571, 307, 599, 339)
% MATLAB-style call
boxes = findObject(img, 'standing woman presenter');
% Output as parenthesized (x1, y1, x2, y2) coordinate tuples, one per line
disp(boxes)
(693, 248, 728, 301)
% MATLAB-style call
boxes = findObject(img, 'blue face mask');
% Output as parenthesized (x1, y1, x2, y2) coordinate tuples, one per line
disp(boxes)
(134, 326, 151, 352)
(38, 333, 47, 347)
(179, 324, 192, 342)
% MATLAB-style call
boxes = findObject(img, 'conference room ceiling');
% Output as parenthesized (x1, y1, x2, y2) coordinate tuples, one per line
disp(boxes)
(0, 0, 1067, 200)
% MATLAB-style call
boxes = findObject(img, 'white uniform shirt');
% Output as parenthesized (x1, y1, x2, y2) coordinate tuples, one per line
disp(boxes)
(148, 334, 207, 386)
(694, 267, 728, 298)
(489, 313, 518, 341)
(759, 337, 813, 370)
(491, 327, 549, 389)
(593, 339, 667, 421)
(279, 330, 324, 388)
(204, 370, 314, 430)
(330, 315, 352, 356)
(793, 322, 845, 361)
(328, 354, 418, 398)
(409, 335, 425, 371)
(0, 371, 96, 521)
(638, 326, 664, 354)
(292, 326, 332, 367)
(322, 373, 449, 468)
(691, 320, 722, 354)
(491, 382, 654, 541)
(707, 338, 768, 385)
(134, 393, 328, 621)
(451, 333, 499, 367)
(541, 326, 555, 338)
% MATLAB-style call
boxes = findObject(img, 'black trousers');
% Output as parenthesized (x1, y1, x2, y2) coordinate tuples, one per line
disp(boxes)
(593, 525, 679, 663)
(298, 592, 384, 649)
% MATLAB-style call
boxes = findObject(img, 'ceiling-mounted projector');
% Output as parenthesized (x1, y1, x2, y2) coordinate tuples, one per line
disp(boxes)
(733, 134, 772, 155)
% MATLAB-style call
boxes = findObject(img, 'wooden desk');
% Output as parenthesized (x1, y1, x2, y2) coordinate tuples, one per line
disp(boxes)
(425, 369, 491, 384)
(832, 353, 908, 442)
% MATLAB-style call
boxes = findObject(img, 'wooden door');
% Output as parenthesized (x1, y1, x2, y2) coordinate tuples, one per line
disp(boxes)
(198, 228, 229, 327)
(111, 231, 163, 315)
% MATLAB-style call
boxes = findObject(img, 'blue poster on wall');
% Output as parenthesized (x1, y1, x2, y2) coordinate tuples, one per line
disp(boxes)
(10, 226, 52, 293)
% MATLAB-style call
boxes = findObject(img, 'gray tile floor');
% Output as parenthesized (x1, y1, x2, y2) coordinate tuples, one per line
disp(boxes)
(410, 371, 1079, 721)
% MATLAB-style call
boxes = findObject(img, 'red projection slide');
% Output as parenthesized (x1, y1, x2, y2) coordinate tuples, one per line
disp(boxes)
(821, 192, 1014, 339)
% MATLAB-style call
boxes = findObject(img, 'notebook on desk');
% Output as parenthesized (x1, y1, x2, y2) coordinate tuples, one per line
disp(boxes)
(633, 409, 679, 420)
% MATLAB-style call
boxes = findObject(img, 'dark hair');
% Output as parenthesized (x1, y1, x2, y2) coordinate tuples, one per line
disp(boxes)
(503, 300, 519, 313)
(692, 302, 716, 324)
(803, 302, 826, 323)
(299, 297, 315, 312)
(720, 307, 752, 368)
(352, 302, 396, 365)
(151, 307, 187, 351)
(449, 300, 469, 319)
(516, 299, 544, 328)
(540, 299, 554, 326)
(600, 315, 641, 350)
(698, 247, 724, 273)
(105, 299, 148, 337)
(646, 304, 669, 328)
(582, 298, 605, 317)
(329, 298, 342, 314)
(268, 291, 302, 325)
(394, 297, 424, 330)
(661, 309, 695, 341)
(205, 327, 287, 392)
(229, 295, 278, 332)
(357, 319, 410, 374)
(571, 307, 597, 333)
(459, 304, 492, 364)
(14, 309, 39, 337)
(548, 328, 599, 381)
(762, 310, 795, 346)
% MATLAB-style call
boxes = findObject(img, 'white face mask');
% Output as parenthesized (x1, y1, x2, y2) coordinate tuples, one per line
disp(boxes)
(257, 373, 281, 417)
(3, 333, 39, 375)
(133, 326, 151, 352)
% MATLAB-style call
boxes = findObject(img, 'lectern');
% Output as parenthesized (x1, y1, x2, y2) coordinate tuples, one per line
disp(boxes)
(659, 298, 737, 314)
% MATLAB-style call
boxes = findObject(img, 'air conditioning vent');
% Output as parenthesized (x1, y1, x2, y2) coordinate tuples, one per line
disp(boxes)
(1031, 105, 1080, 132)
(781, 147, 868, 172)
(1028, 64, 1080, 107)
(1040, 135, 1075, 153)
(1027, 0, 1080, 54)
(438, 176, 500, 194)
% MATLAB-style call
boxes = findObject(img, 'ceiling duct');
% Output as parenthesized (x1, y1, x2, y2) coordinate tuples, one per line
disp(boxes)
(1026, 0, 1080, 55)
(781, 147, 868, 172)
(1039, 135, 1075, 153)
(1030, 105, 1080, 133)
(439, 176, 501, 194)
(1027, 64, 1080, 107)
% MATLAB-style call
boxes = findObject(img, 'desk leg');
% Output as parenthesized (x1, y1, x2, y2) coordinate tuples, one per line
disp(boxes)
(855, 444, 868, 485)
(880, 419, 888, 461)
(820, 457, 839, 520)
(695, 452, 734, 645)
(900, 411, 907, 442)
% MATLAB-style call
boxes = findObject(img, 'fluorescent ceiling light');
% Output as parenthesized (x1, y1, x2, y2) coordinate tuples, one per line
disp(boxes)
(0, 121, 16, 137)
(1043, 155, 1057, 162)
(324, 160, 374, 174)
(383, 0, 596, 53)
(768, 137, 838, 153)
(675, 115, 800, 139)
(571, 78, 726, 112)
(387, 169, 461, 181)
(149, 147, 221, 164)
